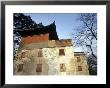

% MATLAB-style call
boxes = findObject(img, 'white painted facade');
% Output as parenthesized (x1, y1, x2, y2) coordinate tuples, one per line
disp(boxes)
(14, 40, 89, 75)
(43, 46, 74, 75)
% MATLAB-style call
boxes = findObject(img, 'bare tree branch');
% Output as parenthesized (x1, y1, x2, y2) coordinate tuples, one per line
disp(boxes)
(72, 13, 97, 75)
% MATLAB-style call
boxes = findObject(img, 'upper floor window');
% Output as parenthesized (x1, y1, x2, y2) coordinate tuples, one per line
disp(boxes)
(59, 49, 65, 55)
(77, 56, 81, 62)
(21, 52, 26, 58)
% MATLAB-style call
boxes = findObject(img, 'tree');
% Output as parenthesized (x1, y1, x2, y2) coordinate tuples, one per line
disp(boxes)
(13, 13, 44, 57)
(72, 13, 97, 75)
(14, 13, 37, 30)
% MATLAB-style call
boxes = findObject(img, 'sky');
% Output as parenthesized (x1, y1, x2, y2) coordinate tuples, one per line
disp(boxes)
(24, 13, 83, 51)
(24, 13, 83, 39)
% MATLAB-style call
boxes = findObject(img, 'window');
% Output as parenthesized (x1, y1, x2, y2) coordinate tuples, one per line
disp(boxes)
(17, 64, 23, 72)
(59, 49, 65, 55)
(77, 56, 81, 62)
(21, 52, 25, 58)
(78, 66, 82, 71)
(36, 64, 42, 72)
(16, 53, 21, 59)
(38, 49, 43, 57)
(60, 64, 66, 72)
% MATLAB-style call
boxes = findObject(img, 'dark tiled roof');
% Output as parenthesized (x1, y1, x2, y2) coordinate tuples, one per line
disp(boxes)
(14, 22, 59, 40)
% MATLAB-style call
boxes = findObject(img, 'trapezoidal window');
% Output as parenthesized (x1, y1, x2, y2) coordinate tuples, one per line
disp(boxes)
(77, 56, 81, 62)
(17, 64, 23, 72)
(59, 49, 65, 55)
(60, 63, 66, 72)
(36, 64, 42, 72)
(78, 66, 82, 71)
(38, 49, 43, 57)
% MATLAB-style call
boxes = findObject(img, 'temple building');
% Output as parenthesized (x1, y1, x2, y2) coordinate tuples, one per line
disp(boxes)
(13, 22, 89, 75)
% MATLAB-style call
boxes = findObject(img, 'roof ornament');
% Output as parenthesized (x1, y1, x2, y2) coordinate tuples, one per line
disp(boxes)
(53, 21, 55, 24)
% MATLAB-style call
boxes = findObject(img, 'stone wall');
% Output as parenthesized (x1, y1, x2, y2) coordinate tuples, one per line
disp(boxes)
(14, 39, 89, 75)
(19, 42, 48, 50)
(14, 49, 49, 75)
(48, 39, 73, 47)
(14, 46, 89, 75)
(19, 39, 73, 50)
(43, 46, 74, 75)
(74, 54, 89, 75)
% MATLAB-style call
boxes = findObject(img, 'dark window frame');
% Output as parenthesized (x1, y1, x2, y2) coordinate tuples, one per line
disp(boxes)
(78, 66, 82, 71)
(77, 56, 81, 62)
(36, 64, 42, 72)
(60, 63, 66, 72)
(17, 64, 23, 72)
(59, 49, 65, 56)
